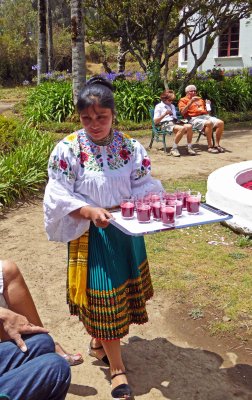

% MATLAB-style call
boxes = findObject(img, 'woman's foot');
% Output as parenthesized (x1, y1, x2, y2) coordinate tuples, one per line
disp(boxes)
(111, 371, 132, 399)
(55, 342, 83, 366)
(88, 338, 109, 365)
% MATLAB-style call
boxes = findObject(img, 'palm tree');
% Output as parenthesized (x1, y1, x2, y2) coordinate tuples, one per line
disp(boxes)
(47, 0, 53, 72)
(37, 0, 47, 84)
(71, 0, 86, 104)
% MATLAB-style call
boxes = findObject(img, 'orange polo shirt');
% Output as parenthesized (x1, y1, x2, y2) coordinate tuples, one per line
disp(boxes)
(178, 96, 208, 118)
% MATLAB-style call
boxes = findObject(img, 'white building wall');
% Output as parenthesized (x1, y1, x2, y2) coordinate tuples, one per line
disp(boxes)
(178, 17, 252, 72)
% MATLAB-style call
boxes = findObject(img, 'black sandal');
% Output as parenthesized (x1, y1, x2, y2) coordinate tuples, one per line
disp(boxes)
(111, 372, 132, 400)
(88, 339, 110, 365)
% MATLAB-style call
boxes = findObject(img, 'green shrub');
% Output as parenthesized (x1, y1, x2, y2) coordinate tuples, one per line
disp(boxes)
(170, 68, 252, 114)
(0, 127, 55, 206)
(0, 116, 20, 154)
(114, 80, 160, 123)
(25, 81, 75, 124)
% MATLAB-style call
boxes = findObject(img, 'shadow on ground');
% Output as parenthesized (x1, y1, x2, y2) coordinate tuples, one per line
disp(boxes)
(92, 337, 252, 400)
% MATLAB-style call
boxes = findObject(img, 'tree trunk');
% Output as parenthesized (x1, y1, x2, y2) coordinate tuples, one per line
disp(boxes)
(37, 0, 47, 84)
(71, 0, 86, 105)
(47, 0, 53, 72)
(117, 35, 128, 73)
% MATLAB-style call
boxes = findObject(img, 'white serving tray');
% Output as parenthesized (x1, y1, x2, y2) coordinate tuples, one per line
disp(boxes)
(110, 203, 233, 236)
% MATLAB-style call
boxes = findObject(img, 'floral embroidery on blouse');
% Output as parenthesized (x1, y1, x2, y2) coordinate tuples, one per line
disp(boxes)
(134, 156, 151, 180)
(48, 154, 76, 180)
(106, 133, 135, 170)
(48, 129, 149, 176)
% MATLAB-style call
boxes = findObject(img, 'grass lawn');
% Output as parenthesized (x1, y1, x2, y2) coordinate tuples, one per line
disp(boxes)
(146, 220, 252, 340)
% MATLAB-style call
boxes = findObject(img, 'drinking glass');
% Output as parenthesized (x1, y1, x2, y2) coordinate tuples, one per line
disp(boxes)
(151, 200, 162, 221)
(136, 201, 151, 223)
(176, 188, 190, 210)
(167, 199, 183, 218)
(120, 198, 135, 219)
(186, 191, 201, 215)
(160, 202, 176, 226)
(163, 191, 177, 203)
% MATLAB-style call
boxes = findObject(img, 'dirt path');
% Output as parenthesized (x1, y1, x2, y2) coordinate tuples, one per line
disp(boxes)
(1, 127, 252, 399)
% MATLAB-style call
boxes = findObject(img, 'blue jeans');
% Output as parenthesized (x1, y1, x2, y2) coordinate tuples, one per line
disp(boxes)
(0, 333, 71, 400)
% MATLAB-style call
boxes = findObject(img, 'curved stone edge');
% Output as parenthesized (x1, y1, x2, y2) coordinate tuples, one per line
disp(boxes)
(206, 160, 252, 236)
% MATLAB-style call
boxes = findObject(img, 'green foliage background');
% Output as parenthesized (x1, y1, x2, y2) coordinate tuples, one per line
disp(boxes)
(0, 118, 55, 206)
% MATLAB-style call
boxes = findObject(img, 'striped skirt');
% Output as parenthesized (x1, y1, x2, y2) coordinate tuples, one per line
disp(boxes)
(67, 223, 153, 340)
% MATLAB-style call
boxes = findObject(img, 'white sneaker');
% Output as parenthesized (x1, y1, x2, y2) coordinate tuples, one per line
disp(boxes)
(187, 146, 196, 155)
(170, 148, 180, 157)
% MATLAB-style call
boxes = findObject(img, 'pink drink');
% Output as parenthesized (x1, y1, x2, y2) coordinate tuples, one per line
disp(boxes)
(177, 191, 189, 209)
(136, 203, 151, 223)
(151, 194, 161, 202)
(152, 201, 161, 220)
(186, 197, 200, 214)
(176, 199, 183, 217)
(120, 201, 135, 219)
(164, 192, 177, 203)
(161, 205, 175, 226)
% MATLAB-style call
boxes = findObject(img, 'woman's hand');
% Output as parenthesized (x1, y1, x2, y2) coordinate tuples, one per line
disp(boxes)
(87, 207, 113, 228)
(70, 206, 113, 228)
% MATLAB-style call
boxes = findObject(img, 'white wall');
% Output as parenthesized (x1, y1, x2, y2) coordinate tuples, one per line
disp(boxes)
(178, 17, 252, 72)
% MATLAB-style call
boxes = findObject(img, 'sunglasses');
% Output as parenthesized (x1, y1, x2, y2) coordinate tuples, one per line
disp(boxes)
(162, 96, 170, 100)
(189, 90, 197, 93)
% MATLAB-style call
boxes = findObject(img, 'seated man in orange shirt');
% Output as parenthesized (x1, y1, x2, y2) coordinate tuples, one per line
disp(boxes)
(178, 85, 224, 153)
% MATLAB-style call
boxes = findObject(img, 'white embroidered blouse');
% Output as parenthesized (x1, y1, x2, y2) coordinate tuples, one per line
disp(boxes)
(43, 129, 163, 243)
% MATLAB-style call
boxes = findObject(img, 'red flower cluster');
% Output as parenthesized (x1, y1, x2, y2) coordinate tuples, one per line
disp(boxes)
(119, 149, 130, 160)
(142, 157, 151, 167)
(80, 152, 89, 164)
(60, 160, 68, 170)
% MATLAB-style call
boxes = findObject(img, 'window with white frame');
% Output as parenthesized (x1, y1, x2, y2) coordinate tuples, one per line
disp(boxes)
(218, 21, 240, 57)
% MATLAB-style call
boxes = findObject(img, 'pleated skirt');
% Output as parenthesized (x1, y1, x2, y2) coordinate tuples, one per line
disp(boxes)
(67, 223, 153, 340)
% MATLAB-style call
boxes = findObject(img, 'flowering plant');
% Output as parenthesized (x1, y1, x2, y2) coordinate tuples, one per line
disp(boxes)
(207, 64, 225, 81)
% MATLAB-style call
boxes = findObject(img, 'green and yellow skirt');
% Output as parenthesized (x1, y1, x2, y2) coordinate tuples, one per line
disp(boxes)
(67, 222, 153, 340)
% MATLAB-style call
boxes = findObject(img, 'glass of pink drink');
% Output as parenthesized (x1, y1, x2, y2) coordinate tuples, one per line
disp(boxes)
(120, 199, 135, 219)
(164, 191, 177, 203)
(166, 199, 182, 218)
(151, 201, 162, 220)
(176, 188, 190, 210)
(136, 201, 151, 223)
(160, 203, 176, 226)
(186, 191, 201, 214)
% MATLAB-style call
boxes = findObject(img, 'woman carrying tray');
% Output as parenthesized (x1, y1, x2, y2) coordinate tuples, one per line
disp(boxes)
(43, 75, 163, 400)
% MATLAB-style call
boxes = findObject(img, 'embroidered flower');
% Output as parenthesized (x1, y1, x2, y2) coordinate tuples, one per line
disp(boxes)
(80, 151, 89, 164)
(142, 157, 151, 168)
(60, 159, 68, 170)
(119, 148, 131, 161)
(65, 133, 76, 142)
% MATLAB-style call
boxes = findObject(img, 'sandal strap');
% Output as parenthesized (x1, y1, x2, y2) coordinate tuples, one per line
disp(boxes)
(90, 344, 103, 350)
(111, 371, 126, 380)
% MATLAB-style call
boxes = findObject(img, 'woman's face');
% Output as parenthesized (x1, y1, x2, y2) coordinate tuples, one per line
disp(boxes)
(79, 104, 113, 141)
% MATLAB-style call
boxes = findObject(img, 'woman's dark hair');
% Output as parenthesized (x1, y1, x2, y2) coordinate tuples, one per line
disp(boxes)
(77, 75, 115, 114)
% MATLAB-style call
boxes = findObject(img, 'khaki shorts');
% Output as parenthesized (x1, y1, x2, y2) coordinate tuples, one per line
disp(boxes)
(160, 121, 175, 133)
(190, 115, 220, 131)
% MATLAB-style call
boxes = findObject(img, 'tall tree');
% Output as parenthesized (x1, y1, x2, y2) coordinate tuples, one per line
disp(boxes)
(71, 0, 86, 104)
(37, 0, 47, 84)
(47, 0, 53, 72)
